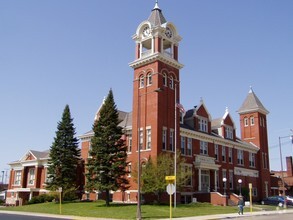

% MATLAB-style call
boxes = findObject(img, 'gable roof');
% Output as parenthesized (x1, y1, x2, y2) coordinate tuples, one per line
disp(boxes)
(238, 87, 269, 115)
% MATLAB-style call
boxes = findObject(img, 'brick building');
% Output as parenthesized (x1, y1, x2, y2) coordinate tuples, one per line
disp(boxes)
(6, 2, 271, 205)
(80, 2, 271, 204)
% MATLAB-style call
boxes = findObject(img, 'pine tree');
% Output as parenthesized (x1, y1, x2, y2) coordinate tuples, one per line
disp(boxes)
(86, 89, 129, 206)
(46, 105, 81, 200)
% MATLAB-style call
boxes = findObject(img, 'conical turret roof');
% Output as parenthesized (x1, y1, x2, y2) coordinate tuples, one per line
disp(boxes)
(147, 1, 167, 27)
(238, 87, 269, 115)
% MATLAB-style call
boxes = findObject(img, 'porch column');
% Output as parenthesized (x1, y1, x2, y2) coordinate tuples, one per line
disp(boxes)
(198, 168, 202, 191)
(214, 170, 217, 192)
(29, 191, 33, 200)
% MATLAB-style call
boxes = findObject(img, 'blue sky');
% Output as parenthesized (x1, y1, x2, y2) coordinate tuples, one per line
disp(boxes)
(0, 0, 293, 182)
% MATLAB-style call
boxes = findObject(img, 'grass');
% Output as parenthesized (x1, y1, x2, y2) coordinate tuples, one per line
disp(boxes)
(0, 201, 260, 219)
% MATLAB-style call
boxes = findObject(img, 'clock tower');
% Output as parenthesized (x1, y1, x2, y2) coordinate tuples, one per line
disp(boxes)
(129, 1, 183, 162)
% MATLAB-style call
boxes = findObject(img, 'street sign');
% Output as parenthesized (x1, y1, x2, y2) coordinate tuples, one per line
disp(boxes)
(166, 183, 175, 195)
(165, 176, 175, 181)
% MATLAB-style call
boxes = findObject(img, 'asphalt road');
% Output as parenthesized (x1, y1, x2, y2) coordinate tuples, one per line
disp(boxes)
(0, 213, 71, 220)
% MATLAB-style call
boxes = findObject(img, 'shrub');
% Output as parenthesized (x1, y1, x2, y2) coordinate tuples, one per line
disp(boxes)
(28, 194, 55, 204)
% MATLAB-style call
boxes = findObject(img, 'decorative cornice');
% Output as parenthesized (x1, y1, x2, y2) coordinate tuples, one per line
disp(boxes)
(129, 52, 184, 69)
(180, 128, 259, 153)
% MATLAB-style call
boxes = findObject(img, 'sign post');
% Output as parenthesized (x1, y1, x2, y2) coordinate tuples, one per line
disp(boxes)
(58, 187, 62, 214)
(249, 183, 252, 213)
(165, 176, 175, 220)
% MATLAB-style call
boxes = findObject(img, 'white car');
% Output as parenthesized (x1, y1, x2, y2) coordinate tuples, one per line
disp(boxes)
(286, 196, 293, 202)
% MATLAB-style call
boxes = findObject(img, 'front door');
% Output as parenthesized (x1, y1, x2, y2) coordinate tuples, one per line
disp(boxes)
(201, 170, 210, 192)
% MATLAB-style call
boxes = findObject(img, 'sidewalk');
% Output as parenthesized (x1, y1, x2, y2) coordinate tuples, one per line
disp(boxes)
(165, 208, 293, 220)
(1, 207, 293, 220)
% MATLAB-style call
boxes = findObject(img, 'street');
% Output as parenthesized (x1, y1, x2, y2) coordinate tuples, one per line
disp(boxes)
(0, 213, 71, 220)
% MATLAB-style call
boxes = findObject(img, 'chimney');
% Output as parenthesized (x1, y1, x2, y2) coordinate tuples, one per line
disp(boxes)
(286, 156, 293, 177)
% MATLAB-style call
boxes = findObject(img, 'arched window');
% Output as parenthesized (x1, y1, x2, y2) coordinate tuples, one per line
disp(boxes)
(250, 116, 255, 126)
(147, 73, 152, 86)
(244, 117, 248, 127)
(169, 76, 174, 89)
(163, 72, 167, 86)
(139, 75, 144, 88)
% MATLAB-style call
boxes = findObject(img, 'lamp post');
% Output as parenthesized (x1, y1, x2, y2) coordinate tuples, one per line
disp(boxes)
(223, 177, 227, 196)
(278, 135, 292, 209)
(136, 87, 163, 220)
(238, 179, 242, 196)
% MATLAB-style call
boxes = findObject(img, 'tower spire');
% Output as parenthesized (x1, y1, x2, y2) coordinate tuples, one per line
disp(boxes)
(153, 0, 161, 11)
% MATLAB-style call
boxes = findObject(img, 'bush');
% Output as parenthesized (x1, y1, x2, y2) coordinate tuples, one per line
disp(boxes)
(28, 194, 55, 204)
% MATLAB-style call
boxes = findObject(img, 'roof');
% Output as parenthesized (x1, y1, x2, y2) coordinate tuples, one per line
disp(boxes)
(147, 1, 167, 27)
(238, 87, 269, 115)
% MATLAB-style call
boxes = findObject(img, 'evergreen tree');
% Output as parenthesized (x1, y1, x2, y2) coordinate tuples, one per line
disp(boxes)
(46, 105, 81, 200)
(86, 89, 129, 206)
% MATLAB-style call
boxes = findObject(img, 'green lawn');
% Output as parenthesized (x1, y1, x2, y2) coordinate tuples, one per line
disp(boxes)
(0, 201, 262, 219)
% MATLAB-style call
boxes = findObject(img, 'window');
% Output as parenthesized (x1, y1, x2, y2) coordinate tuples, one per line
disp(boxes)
(14, 170, 22, 185)
(187, 138, 192, 156)
(228, 148, 233, 164)
(244, 117, 248, 127)
(229, 170, 233, 189)
(88, 142, 92, 158)
(222, 169, 227, 188)
(28, 168, 35, 185)
(163, 73, 167, 86)
(198, 117, 208, 132)
(222, 146, 226, 162)
(146, 73, 152, 86)
(128, 134, 132, 153)
(146, 128, 151, 149)
(225, 126, 233, 139)
(215, 144, 218, 161)
(249, 152, 255, 167)
(181, 165, 192, 186)
(237, 149, 244, 165)
(162, 128, 167, 150)
(169, 129, 174, 151)
(200, 141, 208, 155)
(139, 129, 143, 150)
(181, 136, 186, 155)
(139, 75, 144, 88)
(169, 76, 174, 89)
(252, 187, 258, 197)
(250, 116, 254, 126)
(127, 164, 132, 177)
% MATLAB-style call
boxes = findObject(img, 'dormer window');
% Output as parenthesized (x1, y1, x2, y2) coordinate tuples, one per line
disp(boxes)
(225, 126, 233, 139)
(147, 73, 152, 86)
(198, 117, 208, 132)
(139, 75, 144, 88)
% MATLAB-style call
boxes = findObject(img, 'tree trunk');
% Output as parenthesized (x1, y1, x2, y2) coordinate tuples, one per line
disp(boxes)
(105, 189, 110, 206)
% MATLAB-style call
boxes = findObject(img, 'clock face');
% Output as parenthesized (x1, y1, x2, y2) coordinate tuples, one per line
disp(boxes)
(143, 26, 150, 37)
(165, 27, 172, 38)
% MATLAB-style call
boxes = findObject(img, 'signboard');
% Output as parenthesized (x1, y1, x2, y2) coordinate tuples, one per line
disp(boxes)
(165, 176, 175, 181)
(166, 184, 175, 195)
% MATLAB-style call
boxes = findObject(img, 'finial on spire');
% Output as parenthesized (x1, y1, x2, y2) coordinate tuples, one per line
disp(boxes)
(225, 107, 229, 113)
(249, 86, 253, 93)
(153, 0, 160, 10)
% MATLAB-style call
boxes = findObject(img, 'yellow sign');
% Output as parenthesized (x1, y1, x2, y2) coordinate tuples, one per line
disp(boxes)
(165, 176, 176, 181)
